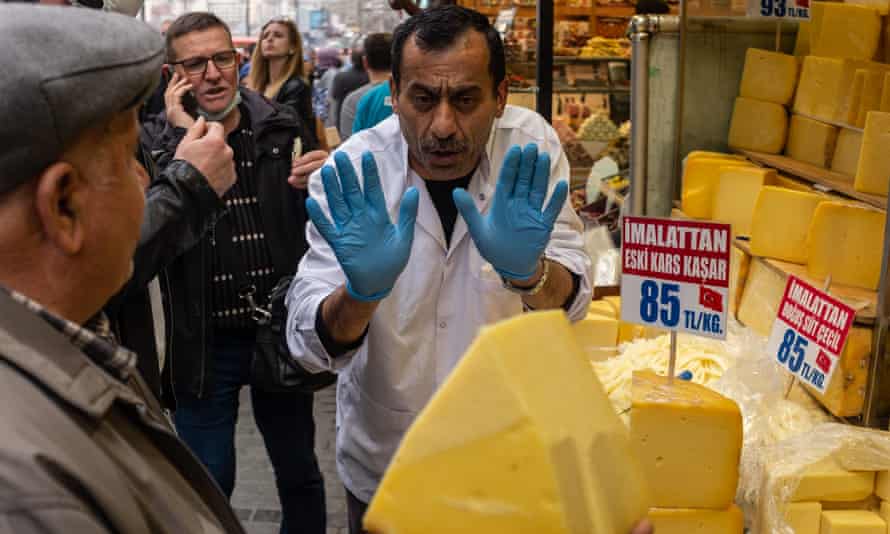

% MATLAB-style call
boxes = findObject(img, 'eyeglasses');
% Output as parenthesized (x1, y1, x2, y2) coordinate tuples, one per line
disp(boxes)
(171, 49, 238, 77)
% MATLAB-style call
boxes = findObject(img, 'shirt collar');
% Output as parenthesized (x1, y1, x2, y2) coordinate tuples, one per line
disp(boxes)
(0, 286, 136, 383)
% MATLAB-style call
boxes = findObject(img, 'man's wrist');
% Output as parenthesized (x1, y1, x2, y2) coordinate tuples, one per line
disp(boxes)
(506, 258, 545, 289)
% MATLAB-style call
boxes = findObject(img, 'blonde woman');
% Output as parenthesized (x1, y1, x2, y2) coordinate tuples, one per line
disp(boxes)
(247, 17, 329, 154)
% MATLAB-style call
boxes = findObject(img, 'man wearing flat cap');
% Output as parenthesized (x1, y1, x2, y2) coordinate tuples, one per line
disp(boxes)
(0, 5, 245, 532)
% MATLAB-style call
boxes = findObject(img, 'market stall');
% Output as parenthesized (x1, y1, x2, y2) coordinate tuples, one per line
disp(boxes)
(356, 2, 890, 533)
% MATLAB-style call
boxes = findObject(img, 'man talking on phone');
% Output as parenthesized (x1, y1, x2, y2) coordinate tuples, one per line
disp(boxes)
(145, 12, 328, 534)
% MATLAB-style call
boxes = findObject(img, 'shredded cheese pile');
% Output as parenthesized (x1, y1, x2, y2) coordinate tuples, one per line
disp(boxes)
(593, 333, 735, 420)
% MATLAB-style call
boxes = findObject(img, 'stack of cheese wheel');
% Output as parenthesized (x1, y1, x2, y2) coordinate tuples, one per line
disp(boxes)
(679, 150, 881, 417)
(792, 2, 890, 197)
(630, 371, 744, 533)
(728, 48, 798, 155)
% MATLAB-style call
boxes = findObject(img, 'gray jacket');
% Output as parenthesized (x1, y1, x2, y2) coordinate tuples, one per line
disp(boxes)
(0, 291, 245, 533)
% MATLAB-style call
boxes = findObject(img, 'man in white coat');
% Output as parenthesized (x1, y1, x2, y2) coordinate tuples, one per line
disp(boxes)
(287, 6, 652, 534)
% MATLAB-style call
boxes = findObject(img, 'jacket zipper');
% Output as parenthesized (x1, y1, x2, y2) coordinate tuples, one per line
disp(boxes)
(162, 269, 178, 409)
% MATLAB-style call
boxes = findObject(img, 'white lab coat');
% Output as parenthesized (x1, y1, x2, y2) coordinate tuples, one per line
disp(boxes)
(285, 106, 593, 503)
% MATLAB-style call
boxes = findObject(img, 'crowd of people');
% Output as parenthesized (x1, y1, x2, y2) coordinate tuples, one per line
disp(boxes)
(0, 1, 654, 533)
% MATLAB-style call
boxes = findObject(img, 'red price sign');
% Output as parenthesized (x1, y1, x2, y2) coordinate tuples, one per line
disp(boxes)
(766, 275, 855, 393)
(620, 216, 731, 340)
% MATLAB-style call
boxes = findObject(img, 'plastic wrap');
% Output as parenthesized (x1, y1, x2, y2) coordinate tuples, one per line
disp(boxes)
(750, 423, 890, 534)
(583, 223, 620, 287)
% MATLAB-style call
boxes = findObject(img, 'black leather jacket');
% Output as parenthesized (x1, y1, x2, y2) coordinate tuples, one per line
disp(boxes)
(147, 89, 314, 406)
(105, 146, 225, 398)
(276, 75, 318, 147)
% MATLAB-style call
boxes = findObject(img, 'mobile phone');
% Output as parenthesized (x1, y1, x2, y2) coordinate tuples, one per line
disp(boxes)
(162, 64, 171, 84)
(182, 90, 199, 117)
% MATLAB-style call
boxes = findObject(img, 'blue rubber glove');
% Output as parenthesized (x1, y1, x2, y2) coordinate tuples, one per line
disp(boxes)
(305, 151, 419, 301)
(453, 143, 569, 281)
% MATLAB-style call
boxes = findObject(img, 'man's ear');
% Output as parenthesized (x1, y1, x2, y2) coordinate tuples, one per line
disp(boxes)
(495, 77, 508, 118)
(389, 78, 399, 116)
(33, 162, 87, 256)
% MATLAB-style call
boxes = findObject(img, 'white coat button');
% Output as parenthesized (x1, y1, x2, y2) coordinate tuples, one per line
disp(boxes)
(479, 193, 486, 201)
(439, 321, 447, 329)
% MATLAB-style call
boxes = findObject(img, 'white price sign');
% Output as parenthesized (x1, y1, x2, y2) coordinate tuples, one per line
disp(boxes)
(765, 275, 855, 394)
(747, 0, 811, 20)
(620, 217, 731, 340)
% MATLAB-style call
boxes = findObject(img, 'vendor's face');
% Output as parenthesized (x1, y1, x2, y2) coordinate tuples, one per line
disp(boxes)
(392, 30, 507, 182)
(171, 27, 238, 116)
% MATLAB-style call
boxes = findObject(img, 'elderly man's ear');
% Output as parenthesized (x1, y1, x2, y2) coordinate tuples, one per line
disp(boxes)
(34, 162, 88, 255)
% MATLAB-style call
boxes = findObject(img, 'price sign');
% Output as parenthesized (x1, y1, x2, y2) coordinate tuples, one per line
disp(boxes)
(620, 217, 731, 340)
(747, 0, 811, 20)
(766, 275, 855, 394)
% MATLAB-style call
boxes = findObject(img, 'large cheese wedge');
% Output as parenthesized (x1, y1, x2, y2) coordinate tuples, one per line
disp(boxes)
(855, 110, 890, 195)
(648, 505, 743, 534)
(630, 371, 742, 509)
(786, 502, 822, 534)
(831, 128, 864, 178)
(857, 70, 886, 128)
(786, 115, 838, 168)
(363, 311, 650, 534)
(712, 166, 777, 237)
(750, 186, 824, 264)
(739, 48, 799, 105)
(820, 510, 886, 534)
(806, 201, 886, 290)
(792, 457, 875, 502)
(728, 97, 788, 154)
(730, 244, 750, 315)
(573, 314, 619, 361)
(812, 3, 882, 60)
(736, 259, 786, 336)
(680, 157, 753, 218)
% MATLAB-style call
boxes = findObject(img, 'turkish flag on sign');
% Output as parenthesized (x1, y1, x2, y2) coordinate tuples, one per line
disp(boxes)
(816, 351, 832, 373)
(699, 286, 724, 313)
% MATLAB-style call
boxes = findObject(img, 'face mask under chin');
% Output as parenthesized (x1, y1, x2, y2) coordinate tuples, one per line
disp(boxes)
(198, 89, 241, 122)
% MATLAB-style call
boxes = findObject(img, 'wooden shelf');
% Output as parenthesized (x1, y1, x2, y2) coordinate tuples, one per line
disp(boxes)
(734, 238, 877, 325)
(737, 149, 888, 211)
(594, 5, 635, 16)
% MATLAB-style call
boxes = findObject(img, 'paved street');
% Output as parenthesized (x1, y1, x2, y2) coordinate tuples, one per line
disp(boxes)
(232, 385, 348, 534)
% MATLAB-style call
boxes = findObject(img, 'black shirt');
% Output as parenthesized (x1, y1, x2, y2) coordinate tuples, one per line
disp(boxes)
(424, 174, 472, 247)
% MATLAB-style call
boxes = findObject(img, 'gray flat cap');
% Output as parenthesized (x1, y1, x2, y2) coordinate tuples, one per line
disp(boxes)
(0, 5, 164, 194)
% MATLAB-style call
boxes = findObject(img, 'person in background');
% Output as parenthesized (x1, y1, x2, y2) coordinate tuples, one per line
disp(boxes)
(247, 16, 325, 151)
(0, 5, 245, 532)
(311, 47, 341, 126)
(350, 58, 393, 134)
(147, 12, 327, 534)
(326, 38, 368, 130)
(339, 32, 392, 140)
(239, 43, 255, 82)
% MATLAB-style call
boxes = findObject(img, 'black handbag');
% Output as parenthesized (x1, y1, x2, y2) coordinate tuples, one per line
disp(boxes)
(240, 275, 337, 393)
(219, 222, 337, 394)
